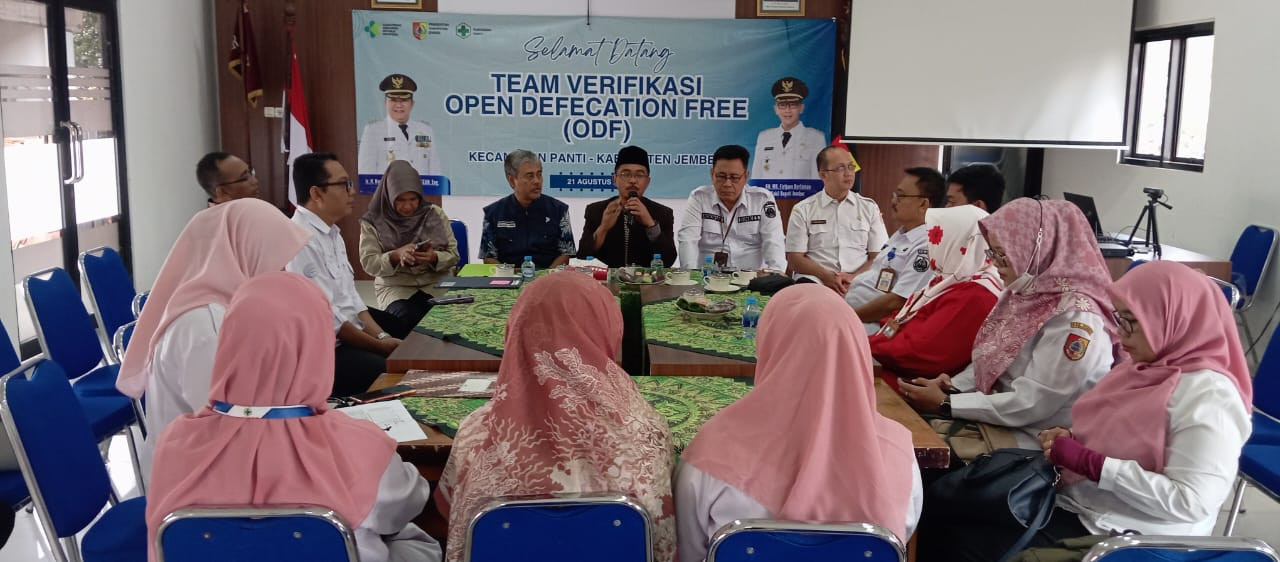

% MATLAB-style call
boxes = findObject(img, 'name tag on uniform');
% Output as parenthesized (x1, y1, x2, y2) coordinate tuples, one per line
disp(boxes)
(382, 137, 396, 142)
(497, 220, 517, 228)
(810, 219, 827, 225)
(875, 268, 897, 292)
(702, 213, 724, 222)
(737, 215, 761, 223)
(415, 135, 429, 142)
(763, 146, 775, 151)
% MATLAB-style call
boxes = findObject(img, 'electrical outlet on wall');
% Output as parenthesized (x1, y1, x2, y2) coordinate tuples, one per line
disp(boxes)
(263, 106, 284, 118)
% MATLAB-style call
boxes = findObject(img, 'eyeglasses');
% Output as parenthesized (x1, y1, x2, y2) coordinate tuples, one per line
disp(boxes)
(1112, 310, 1139, 336)
(318, 179, 354, 191)
(775, 101, 802, 109)
(215, 167, 255, 187)
(891, 192, 928, 201)
(714, 173, 745, 184)
(983, 248, 1011, 267)
(823, 164, 858, 174)
(617, 171, 649, 180)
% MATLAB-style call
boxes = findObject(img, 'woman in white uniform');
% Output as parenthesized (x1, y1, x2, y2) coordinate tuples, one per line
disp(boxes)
(901, 198, 1120, 448)
(926, 260, 1253, 561)
(675, 284, 921, 562)
(146, 272, 441, 562)
(114, 199, 310, 481)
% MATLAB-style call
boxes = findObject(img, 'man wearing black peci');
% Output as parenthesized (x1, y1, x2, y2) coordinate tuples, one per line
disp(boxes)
(577, 145, 677, 267)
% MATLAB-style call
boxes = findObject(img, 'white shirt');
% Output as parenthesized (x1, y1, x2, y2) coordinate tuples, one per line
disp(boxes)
(949, 306, 1114, 448)
(786, 189, 888, 274)
(845, 225, 932, 332)
(677, 185, 786, 271)
(751, 122, 826, 179)
(674, 462, 923, 562)
(287, 206, 367, 333)
(1056, 370, 1250, 537)
(139, 303, 225, 483)
(359, 458, 444, 562)
(358, 116, 441, 176)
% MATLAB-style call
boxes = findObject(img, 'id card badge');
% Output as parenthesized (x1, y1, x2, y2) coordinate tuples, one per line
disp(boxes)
(875, 268, 898, 292)
(713, 251, 729, 269)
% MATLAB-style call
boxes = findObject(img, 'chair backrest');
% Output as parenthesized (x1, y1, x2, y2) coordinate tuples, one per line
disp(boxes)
(78, 247, 138, 355)
(157, 505, 358, 562)
(465, 493, 651, 562)
(708, 520, 905, 562)
(0, 358, 114, 540)
(24, 267, 107, 379)
(113, 320, 137, 361)
(1083, 535, 1279, 561)
(1128, 259, 1149, 271)
(0, 318, 19, 374)
(1231, 225, 1278, 299)
(452, 219, 470, 266)
(1254, 326, 1280, 417)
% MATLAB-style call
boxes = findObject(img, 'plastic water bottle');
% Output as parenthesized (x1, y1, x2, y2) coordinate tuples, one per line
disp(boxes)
(701, 256, 715, 282)
(741, 297, 760, 339)
(580, 256, 596, 276)
(521, 255, 536, 282)
(650, 253, 664, 272)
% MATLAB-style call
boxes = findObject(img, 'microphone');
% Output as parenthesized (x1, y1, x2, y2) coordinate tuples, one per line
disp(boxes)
(625, 190, 639, 216)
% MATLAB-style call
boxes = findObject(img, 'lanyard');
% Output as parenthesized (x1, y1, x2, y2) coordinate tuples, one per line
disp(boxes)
(719, 205, 741, 250)
(211, 401, 315, 419)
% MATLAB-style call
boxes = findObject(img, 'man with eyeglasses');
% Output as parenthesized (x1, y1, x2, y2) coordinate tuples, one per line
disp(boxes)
(577, 145, 676, 267)
(677, 144, 785, 271)
(785, 145, 887, 294)
(751, 77, 826, 180)
(287, 152, 410, 397)
(196, 152, 259, 207)
(358, 73, 441, 178)
(844, 167, 947, 334)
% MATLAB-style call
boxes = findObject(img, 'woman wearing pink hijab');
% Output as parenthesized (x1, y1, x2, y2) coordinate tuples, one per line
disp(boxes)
(434, 272, 676, 562)
(116, 199, 310, 480)
(146, 272, 441, 562)
(900, 198, 1120, 449)
(676, 284, 920, 562)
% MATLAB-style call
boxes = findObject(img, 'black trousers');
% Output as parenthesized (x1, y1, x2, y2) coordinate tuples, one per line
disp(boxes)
(917, 506, 1090, 562)
(331, 307, 411, 397)
(385, 291, 434, 331)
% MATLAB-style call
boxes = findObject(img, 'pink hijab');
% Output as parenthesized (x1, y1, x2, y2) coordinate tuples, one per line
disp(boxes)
(893, 205, 1003, 324)
(116, 199, 310, 398)
(1066, 261, 1252, 482)
(145, 272, 397, 560)
(681, 284, 915, 541)
(436, 272, 675, 562)
(972, 198, 1119, 393)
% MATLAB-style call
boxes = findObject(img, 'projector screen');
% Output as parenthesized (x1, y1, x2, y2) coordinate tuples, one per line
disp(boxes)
(845, 0, 1134, 146)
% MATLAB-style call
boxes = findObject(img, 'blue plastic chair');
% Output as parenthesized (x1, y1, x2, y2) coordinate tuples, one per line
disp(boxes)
(156, 505, 357, 562)
(0, 320, 30, 511)
(79, 247, 138, 362)
(0, 358, 147, 562)
(708, 520, 905, 562)
(465, 494, 651, 562)
(1209, 226, 1279, 364)
(24, 268, 145, 480)
(452, 219, 470, 267)
(1083, 535, 1278, 561)
(1224, 325, 1280, 536)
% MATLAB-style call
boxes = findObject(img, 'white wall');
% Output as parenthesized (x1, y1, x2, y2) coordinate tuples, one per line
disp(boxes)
(117, 0, 219, 288)
(1042, 0, 1280, 341)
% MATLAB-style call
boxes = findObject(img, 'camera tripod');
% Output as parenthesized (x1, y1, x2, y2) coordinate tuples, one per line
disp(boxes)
(1124, 191, 1173, 258)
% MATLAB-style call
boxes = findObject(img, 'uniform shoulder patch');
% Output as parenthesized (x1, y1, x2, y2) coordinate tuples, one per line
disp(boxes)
(1064, 333, 1090, 361)
(1069, 321, 1094, 335)
(763, 201, 778, 219)
(912, 253, 929, 273)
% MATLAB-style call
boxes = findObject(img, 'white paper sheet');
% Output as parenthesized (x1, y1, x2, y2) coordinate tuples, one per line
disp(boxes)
(337, 400, 428, 443)
(458, 378, 494, 393)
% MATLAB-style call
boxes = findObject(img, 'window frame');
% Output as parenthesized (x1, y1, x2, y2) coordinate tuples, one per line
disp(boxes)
(1120, 22, 1214, 172)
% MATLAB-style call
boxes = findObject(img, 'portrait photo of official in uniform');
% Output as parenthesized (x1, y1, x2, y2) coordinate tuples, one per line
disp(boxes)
(751, 76, 827, 181)
(358, 73, 442, 177)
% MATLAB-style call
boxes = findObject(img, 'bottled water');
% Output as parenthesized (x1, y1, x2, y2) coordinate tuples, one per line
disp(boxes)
(521, 255, 535, 282)
(741, 297, 759, 339)
(701, 256, 715, 283)
(650, 253, 664, 272)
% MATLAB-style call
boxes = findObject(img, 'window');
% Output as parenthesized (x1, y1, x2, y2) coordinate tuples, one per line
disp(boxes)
(1121, 23, 1214, 171)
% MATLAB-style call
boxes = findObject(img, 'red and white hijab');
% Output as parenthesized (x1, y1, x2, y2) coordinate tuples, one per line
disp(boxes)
(892, 205, 1003, 324)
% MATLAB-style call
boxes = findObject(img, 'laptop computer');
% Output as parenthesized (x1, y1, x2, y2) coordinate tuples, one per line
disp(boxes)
(1063, 192, 1133, 258)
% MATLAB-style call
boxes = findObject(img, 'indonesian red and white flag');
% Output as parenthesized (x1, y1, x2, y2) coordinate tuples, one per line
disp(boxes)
(282, 46, 311, 207)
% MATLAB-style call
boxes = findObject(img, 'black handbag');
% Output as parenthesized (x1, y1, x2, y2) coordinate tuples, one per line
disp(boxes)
(746, 273, 794, 295)
(927, 448, 1061, 562)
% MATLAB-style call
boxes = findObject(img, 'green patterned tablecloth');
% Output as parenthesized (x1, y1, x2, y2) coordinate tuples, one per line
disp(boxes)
(399, 376, 752, 451)
(643, 293, 769, 362)
(414, 289, 520, 355)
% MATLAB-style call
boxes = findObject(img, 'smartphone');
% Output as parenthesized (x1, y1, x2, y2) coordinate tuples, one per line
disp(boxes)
(429, 294, 475, 305)
(414, 240, 434, 252)
(348, 384, 415, 404)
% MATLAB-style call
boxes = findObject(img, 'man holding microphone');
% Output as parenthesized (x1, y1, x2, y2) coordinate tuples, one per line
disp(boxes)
(577, 145, 677, 267)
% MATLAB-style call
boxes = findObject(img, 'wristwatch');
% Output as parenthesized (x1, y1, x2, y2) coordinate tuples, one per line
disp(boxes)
(939, 395, 952, 417)
(376, 332, 392, 340)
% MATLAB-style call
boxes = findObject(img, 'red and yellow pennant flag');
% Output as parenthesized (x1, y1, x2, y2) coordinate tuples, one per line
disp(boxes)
(228, 0, 263, 108)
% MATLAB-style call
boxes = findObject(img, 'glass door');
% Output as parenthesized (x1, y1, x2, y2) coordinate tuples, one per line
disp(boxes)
(0, 0, 128, 341)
